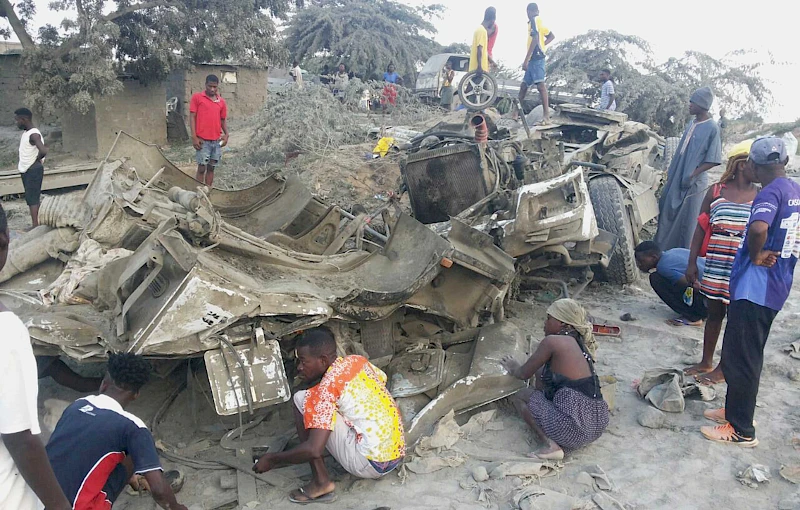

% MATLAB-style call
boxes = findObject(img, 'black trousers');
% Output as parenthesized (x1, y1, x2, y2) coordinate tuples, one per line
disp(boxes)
(649, 273, 708, 322)
(721, 299, 778, 438)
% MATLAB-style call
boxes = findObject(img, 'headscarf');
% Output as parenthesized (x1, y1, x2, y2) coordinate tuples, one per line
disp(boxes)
(719, 139, 753, 184)
(547, 298, 596, 356)
(690, 86, 714, 111)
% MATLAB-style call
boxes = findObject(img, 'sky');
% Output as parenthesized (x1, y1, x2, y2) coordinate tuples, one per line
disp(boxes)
(419, 0, 799, 123)
(6, 0, 800, 122)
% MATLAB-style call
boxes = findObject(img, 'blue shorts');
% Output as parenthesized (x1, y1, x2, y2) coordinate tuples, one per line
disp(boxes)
(196, 140, 222, 165)
(523, 58, 546, 86)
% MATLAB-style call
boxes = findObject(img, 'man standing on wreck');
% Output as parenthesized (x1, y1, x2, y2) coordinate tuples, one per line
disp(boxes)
(254, 327, 405, 504)
(190, 74, 229, 187)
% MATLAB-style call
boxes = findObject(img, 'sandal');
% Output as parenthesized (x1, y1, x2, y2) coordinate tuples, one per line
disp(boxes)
(288, 487, 337, 505)
(528, 449, 564, 461)
(665, 318, 703, 328)
(695, 373, 725, 386)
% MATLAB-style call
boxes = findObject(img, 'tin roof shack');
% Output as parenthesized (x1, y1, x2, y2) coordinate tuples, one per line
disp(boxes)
(167, 64, 268, 131)
(60, 77, 167, 158)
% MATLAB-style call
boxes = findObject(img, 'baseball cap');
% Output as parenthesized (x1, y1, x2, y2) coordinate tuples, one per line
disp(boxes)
(749, 136, 788, 165)
(727, 139, 753, 160)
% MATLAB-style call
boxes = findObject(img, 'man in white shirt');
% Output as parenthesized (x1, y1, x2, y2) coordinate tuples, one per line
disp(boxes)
(14, 108, 48, 229)
(598, 69, 616, 111)
(290, 61, 304, 89)
(0, 203, 71, 510)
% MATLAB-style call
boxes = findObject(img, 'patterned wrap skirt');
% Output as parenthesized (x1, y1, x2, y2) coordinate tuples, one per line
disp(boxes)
(528, 387, 610, 452)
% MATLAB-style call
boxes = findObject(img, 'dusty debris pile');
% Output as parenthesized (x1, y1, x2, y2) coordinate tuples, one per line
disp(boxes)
(227, 82, 440, 207)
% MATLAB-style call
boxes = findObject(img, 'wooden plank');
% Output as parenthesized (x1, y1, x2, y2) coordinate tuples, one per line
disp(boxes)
(0, 162, 98, 197)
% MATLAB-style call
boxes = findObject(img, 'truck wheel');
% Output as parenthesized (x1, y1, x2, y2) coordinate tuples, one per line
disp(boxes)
(589, 176, 638, 285)
(662, 137, 681, 173)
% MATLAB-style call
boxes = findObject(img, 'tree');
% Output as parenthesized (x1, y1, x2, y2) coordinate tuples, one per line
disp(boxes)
(285, 0, 450, 81)
(545, 30, 773, 136)
(1, 0, 299, 114)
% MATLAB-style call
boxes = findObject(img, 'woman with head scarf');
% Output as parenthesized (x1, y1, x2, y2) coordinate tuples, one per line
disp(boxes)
(501, 299, 609, 460)
(684, 140, 758, 385)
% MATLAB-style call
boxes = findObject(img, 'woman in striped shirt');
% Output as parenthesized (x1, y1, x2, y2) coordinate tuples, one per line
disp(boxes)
(684, 140, 758, 385)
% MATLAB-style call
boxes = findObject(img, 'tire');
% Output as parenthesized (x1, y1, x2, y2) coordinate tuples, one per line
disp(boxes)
(457, 71, 498, 111)
(589, 176, 639, 285)
(662, 137, 680, 173)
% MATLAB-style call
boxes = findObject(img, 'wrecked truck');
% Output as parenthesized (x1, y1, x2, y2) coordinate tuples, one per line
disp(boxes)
(399, 104, 664, 285)
(0, 132, 529, 443)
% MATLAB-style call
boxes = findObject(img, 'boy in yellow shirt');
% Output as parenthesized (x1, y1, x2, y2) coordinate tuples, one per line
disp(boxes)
(520, 3, 555, 124)
(469, 7, 497, 75)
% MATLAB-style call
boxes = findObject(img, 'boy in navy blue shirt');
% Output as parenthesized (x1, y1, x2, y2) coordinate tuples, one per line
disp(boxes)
(46, 353, 187, 510)
(701, 137, 800, 446)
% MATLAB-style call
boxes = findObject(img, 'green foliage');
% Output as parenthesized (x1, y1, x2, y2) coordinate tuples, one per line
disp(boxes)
(285, 0, 453, 81)
(546, 30, 773, 136)
(2, 0, 297, 115)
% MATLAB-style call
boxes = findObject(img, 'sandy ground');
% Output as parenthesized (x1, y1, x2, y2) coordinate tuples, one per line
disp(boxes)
(35, 270, 800, 510)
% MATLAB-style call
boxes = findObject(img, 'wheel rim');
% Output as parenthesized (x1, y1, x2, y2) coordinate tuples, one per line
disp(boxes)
(460, 74, 496, 110)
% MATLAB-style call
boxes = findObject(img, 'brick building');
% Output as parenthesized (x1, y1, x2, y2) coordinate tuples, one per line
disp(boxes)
(0, 42, 26, 126)
(60, 78, 167, 159)
(167, 63, 268, 131)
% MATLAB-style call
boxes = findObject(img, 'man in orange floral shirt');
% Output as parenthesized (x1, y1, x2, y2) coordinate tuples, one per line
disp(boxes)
(253, 327, 405, 504)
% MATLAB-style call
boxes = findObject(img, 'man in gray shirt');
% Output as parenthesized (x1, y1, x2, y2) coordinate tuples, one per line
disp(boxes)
(598, 69, 616, 111)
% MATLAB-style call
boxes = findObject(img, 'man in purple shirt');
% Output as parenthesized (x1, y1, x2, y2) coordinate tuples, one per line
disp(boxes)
(701, 137, 800, 446)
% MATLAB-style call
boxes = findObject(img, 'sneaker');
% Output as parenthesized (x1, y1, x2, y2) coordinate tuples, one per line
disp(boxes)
(700, 423, 759, 447)
(703, 408, 758, 426)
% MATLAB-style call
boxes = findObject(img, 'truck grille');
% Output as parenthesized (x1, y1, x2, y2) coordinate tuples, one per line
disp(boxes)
(403, 144, 490, 224)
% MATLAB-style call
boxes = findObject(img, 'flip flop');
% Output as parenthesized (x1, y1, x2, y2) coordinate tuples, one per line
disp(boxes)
(288, 487, 337, 505)
(665, 318, 703, 328)
(695, 373, 725, 386)
(528, 449, 564, 461)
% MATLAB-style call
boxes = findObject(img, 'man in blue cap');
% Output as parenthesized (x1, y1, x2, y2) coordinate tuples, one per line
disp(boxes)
(655, 86, 723, 250)
(701, 137, 800, 446)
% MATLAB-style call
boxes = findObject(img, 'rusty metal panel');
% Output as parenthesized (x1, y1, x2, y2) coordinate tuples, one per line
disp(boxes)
(403, 144, 490, 224)
(205, 329, 291, 416)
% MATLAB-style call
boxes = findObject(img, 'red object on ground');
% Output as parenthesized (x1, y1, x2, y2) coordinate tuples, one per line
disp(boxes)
(381, 84, 398, 106)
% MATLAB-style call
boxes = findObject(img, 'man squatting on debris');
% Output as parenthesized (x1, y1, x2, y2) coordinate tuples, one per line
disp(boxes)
(46, 353, 188, 510)
(190, 74, 229, 187)
(15, 107, 48, 229)
(0, 202, 72, 510)
(501, 299, 609, 460)
(254, 327, 405, 504)
(700, 136, 800, 447)
(634, 241, 709, 327)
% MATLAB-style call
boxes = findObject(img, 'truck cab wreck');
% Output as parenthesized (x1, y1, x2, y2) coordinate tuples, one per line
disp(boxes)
(399, 103, 664, 285)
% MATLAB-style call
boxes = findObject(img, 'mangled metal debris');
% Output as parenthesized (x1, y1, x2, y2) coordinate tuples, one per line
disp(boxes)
(2, 132, 526, 429)
(399, 104, 664, 284)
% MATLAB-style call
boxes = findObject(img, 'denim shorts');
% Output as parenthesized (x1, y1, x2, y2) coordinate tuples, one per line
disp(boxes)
(524, 58, 546, 86)
(196, 140, 222, 165)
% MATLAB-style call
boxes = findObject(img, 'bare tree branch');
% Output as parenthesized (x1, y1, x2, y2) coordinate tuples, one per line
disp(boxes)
(0, 0, 35, 49)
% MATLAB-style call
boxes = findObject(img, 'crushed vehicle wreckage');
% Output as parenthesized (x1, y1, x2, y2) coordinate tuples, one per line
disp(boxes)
(0, 132, 528, 443)
(399, 101, 665, 285)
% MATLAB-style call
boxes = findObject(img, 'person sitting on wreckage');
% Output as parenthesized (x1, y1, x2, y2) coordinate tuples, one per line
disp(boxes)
(253, 327, 405, 505)
(501, 299, 609, 460)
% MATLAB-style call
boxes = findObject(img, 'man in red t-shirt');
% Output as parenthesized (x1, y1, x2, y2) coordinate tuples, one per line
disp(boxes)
(189, 74, 229, 186)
